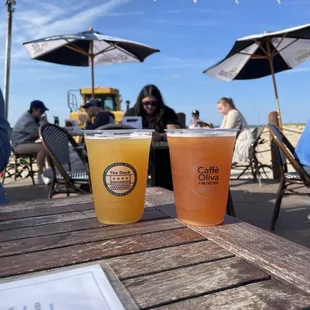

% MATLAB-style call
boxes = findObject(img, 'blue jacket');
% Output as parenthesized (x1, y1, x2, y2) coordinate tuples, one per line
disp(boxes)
(0, 88, 11, 204)
(295, 120, 310, 167)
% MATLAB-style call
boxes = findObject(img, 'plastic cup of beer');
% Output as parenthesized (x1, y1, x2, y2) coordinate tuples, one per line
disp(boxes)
(166, 128, 237, 226)
(84, 129, 153, 225)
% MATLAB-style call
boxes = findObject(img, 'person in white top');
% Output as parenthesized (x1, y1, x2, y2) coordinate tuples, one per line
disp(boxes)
(217, 97, 254, 163)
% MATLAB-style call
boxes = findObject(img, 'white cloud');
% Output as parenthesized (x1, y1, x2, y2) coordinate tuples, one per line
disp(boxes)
(282, 67, 310, 74)
(105, 11, 144, 16)
(165, 73, 184, 80)
(152, 57, 213, 70)
(0, 0, 132, 61)
(150, 19, 219, 27)
(190, 8, 232, 15)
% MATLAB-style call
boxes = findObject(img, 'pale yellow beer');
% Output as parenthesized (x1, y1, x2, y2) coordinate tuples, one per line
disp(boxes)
(85, 130, 153, 224)
(166, 129, 237, 227)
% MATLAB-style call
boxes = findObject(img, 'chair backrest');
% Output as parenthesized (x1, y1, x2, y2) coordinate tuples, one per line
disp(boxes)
(39, 124, 85, 182)
(248, 125, 265, 159)
(268, 123, 310, 184)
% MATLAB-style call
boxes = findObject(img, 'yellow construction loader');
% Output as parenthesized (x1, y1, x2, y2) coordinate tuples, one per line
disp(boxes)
(67, 87, 130, 128)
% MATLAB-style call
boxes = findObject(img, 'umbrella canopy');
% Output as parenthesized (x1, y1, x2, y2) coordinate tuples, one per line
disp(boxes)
(203, 23, 310, 128)
(22, 28, 160, 95)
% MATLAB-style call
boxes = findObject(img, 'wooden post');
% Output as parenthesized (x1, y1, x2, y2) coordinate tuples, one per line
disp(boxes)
(268, 111, 281, 179)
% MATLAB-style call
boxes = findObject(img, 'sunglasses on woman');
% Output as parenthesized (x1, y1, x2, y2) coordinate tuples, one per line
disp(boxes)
(142, 100, 157, 106)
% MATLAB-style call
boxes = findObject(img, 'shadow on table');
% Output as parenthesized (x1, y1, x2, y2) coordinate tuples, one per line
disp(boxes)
(231, 189, 310, 249)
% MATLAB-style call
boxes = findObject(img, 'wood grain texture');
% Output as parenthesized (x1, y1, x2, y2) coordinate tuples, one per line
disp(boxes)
(155, 280, 310, 310)
(0, 195, 93, 213)
(144, 188, 175, 208)
(192, 222, 310, 295)
(0, 208, 167, 242)
(0, 187, 167, 213)
(0, 228, 205, 278)
(0, 218, 183, 256)
(0, 210, 96, 230)
(0, 203, 94, 221)
(123, 257, 270, 309)
(108, 241, 234, 279)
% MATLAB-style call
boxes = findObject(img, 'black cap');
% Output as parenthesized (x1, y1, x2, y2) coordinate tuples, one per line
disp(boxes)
(83, 99, 104, 109)
(30, 100, 49, 112)
(192, 110, 199, 115)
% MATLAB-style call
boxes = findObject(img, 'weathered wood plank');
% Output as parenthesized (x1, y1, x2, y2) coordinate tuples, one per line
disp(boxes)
(191, 221, 310, 295)
(0, 218, 183, 257)
(0, 203, 94, 221)
(0, 228, 205, 278)
(108, 241, 234, 279)
(0, 208, 168, 242)
(0, 195, 93, 213)
(155, 280, 310, 310)
(0, 210, 96, 230)
(155, 204, 241, 225)
(123, 257, 270, 309)
(144, 188, 175, 208)
(0, 187, 168, 213)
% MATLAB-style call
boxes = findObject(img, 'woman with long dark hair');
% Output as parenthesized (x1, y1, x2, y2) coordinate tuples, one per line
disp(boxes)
(125, 84, 180, 140)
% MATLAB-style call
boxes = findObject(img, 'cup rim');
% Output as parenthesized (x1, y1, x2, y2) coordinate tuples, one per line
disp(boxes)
(165, 128, 238, 136)
(82, 129, 154, 137)
(165, 128, 238, 132)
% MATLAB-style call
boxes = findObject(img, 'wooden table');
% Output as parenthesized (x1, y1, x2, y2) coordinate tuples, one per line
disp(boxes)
(1, 188, 310, 309)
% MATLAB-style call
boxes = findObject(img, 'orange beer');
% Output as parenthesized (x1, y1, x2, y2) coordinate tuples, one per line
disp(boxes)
(85, 130, 153, 224)
(167, 129, 237, 226)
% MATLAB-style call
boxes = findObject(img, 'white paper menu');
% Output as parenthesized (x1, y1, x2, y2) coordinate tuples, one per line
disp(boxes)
(0, 265, 125, 310)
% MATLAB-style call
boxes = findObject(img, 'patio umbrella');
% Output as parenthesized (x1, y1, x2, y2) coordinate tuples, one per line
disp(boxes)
(22, 28, 160, 96)
(203, 23, 310, 128)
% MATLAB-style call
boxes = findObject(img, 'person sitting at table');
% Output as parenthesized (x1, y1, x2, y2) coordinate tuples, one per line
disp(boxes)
(124, 84, 180, 141)
(0, 87, 11, 204)
(217, 97, 253, 163)
(79, 98, 115, 130)
(189, 110, 213, 128)
(11, 100, 49, 185)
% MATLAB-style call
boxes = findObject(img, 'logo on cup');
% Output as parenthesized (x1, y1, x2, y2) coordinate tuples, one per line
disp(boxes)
(103, 163, 137, 196)
(190, 163, 220, 199)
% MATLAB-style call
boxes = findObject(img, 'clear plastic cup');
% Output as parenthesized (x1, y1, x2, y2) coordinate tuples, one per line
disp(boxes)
(84, 130, 153, 224)
(166, 128, 237, 226)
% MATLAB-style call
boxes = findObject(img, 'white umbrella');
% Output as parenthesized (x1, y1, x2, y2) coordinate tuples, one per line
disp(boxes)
(203, 23, 310, 128)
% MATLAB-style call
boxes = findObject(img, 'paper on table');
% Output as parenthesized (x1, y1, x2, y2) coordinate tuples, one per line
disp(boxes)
(0, 265, 125, 310)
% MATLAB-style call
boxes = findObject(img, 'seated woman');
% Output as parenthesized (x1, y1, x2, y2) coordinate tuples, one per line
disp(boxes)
(125, 84, 180, 140)
(217, 97, 254, 163)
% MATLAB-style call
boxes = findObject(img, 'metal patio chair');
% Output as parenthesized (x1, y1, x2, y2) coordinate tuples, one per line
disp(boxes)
(39, 124, 90, 198)
(268, 123, 310, 230)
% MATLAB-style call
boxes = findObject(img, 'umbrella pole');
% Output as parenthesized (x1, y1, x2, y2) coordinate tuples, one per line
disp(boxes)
(266, 41, 283, 130)
(90, 41, 95, 98)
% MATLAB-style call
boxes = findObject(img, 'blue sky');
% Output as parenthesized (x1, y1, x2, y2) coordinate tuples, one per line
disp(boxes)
(1, 0, 310, 126)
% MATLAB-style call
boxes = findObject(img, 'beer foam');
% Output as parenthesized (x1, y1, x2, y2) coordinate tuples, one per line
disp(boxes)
(83, 129, 153, 140)
(165, 129, 237, 137)
(85, 135, 151, 140)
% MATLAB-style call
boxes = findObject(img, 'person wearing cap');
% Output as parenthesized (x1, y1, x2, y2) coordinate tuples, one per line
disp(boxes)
(0, 87, 11, 203)
(11, 100, 49, 185)
(189, 110, 213, 129)
(79, 98, 115, 129)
